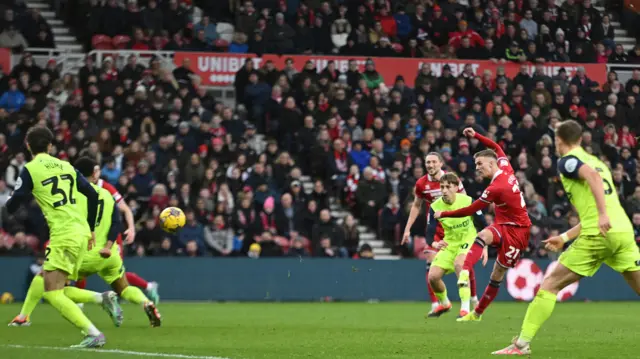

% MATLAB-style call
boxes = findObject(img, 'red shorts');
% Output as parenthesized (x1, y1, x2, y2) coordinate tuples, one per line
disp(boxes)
(423, 234, 444, 254)
(487, 224, 530, 268)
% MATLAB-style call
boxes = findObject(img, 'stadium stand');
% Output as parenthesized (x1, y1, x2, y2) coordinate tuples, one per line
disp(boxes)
(0, 0, 639, 261)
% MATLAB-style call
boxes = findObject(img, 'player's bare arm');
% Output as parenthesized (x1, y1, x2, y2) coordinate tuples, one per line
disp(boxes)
(577, 165, 611, 235)
(544, 223, 582, 252)
(118, 201, 136, 244)
(402, 196, 423, 245)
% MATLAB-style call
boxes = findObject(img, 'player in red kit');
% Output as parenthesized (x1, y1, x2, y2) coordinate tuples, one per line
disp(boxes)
(402, 152, 478, 317)
(435, 128, 532, 322)
(74, 164, 161, 304)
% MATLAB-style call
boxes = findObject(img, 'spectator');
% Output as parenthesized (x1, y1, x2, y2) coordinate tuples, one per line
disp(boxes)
(379, 193, 403, 250)
(0, 26, 28, 52)
(194, 15, 218, 44)
(0, 79, 24, 112)
(356, 167, 387, 229)
(178, 209, 205, 254)
(204, 215, 233, 256)
(286, 235, 310, 257)
(256, 230, 283, 257)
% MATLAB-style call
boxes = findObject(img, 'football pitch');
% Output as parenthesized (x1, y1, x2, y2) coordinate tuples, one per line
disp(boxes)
(0, 302, 638, 359)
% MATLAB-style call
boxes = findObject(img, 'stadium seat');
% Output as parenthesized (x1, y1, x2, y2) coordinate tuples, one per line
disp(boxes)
(113, 35, 132, 50)
(214, 39, 229, 49)
(92, 35, 114, 50)
(216, 22, 235, 43)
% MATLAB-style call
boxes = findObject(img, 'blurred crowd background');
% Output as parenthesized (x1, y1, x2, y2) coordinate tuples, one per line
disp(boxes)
(0, 0, 640, 260)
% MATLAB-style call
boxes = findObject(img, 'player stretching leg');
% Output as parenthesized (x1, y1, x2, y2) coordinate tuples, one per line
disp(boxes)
(9, 270, 120, 328)
(402, 153, 478, 316)
(5, 127, 106, 347)
(74, 157, 162, 327)
(435, 128, 532, 322)
(426, 174, 488, 318)
(76, 164, 160, 304)
(492, 120, 640, 355)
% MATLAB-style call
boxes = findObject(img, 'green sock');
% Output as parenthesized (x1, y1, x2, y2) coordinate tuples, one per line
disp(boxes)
(42, 289, 99, 335)
(63, 286, 101, 304)
(434, 287, 450, 305)
(120, 286, 150, 305)
(19, 275, 45, 318)
(519, 289, 557, 343)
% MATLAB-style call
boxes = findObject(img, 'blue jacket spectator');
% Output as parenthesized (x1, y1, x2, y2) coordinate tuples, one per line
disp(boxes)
(349, 142, 371, 171)
(394, 8, 412, 39)
(244, 73, 271, 121)
(229, 41, 249, 53)
(131, 161, 155, 198)
(101, 162, 121, 185)
(178, 210, 206, 253)
(0, 79, 25, 112)
(193, 16, 218, 44)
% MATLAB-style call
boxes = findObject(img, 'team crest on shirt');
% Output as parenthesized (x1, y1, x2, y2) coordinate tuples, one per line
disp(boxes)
(499, 159, 508, 167)
(564, 158, 578, 173)
(425, 185, 430, 190)
(482, 190, 489, 198)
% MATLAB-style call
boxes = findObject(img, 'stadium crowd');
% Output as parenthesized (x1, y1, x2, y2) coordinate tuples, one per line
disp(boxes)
(1, 0, 640, 260)
(64, 0, 640, 64)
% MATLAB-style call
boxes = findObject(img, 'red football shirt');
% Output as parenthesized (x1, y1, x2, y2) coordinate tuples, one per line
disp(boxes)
(414, 170, 466, 239)
(440, 133, 531, 228)
(97, 179, 124, 245)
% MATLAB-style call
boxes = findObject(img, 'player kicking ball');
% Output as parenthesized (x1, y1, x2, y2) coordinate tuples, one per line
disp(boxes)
(9, 157, 162, 330)
(75, 161, 160, 305)
(435, 128, 532, 322)
(403, 152, 479, 317)
(5, 127, 107, 347)
(492, 120, 640, 355)
(425, 173, 488, 318)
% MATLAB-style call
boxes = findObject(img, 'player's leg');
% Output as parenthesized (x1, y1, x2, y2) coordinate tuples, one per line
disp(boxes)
(493, 263, 582, 355)
(605, 232, 640, 295)
(424, 250, 439, 312)
(494, 235, 602, 355)
(459, 262, 508, 322)
(468, 266, 478, 307)
(126, 272, 160, 304)
(9, 273, 45, 326)
(427, 264, 451, 317)
(103, 252, 161, 327)
(458, 227, 496, 287)
(43, 243, 105, 347)
(453, 254, 471, 317)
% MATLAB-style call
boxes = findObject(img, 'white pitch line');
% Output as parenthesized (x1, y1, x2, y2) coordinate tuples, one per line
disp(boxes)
(2, 344, 234, 359)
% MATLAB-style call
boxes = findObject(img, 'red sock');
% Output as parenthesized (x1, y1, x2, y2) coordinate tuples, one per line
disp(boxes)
(475, 281, 500, 315)
(75, 278, 87, 289)
(463, 240, 485, 271)
(426, 273, 438, 304)
(126, 272, 149, 289)
(469, 267, 477, 297)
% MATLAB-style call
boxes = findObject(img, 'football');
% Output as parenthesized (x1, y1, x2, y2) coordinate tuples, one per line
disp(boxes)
(159, 207, 186, 233)
(1, 292, 14, 304)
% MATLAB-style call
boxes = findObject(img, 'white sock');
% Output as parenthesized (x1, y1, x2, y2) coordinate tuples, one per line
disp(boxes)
(86, 324, 101, 336)
(441, 297, 451, 306)
(431, 302, 439, 310)
(471, 295, 478, 303)
(461, 299, 470, 312)
(516, 337, 530, 347)
(146, 282, 156, 291)
(17, 314, 27, 320)
(93, 293, 103, 304)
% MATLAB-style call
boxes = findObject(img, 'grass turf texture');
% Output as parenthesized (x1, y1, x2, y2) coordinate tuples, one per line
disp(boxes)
(0, 302, 638, 359)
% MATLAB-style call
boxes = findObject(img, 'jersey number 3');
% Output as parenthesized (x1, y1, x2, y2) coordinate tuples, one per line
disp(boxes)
(41, 175, 76, 208)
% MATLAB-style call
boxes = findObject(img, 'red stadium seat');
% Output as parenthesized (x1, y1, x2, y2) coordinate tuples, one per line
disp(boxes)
(214, 39, 229, 49)
(92, 35, 113, 50)
(112, 35, 131, 49)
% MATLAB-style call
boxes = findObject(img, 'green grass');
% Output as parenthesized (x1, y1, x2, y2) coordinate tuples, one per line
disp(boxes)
(0, 302, 638, 359)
